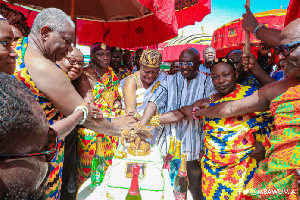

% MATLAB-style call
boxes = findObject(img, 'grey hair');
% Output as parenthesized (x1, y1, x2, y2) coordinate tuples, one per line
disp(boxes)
(31, 8, 75, 34)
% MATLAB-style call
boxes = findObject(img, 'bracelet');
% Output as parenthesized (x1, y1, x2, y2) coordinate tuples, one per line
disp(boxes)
(74, 104, 89, 125)
(192, 107, 202, 120)
(149, 113, 161, 127)
(253, 24, 266, 40)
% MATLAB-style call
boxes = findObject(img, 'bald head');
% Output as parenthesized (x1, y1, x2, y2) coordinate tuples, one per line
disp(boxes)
(71, 47, 84, 58)
(179, 48, 200, 79)
(180, 48, 200, 62)
(278, 19, 300, 77)
(280, 18, 300, 45)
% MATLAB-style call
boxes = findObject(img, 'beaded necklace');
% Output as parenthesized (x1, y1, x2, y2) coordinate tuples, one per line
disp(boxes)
(91, 63, 113, 90)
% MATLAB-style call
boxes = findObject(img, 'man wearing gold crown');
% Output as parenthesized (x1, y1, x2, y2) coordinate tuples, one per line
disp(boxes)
(76, 42, 121, 186)
(118, 49, 166, 144)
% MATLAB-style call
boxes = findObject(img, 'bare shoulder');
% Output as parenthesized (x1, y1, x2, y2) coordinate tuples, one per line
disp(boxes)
(24, 51, 69, 85)
(260, 77, 300, 102)
(124, 74, 137, 87)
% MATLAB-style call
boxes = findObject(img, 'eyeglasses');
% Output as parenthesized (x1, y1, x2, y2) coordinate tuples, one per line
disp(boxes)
(275, 41, 300, 57)
(175, 61, 197, 67)
(66, 57, 84, 67)
(0, 127, 58, 162)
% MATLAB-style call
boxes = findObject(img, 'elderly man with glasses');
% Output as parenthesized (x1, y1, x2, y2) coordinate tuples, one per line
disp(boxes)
(0, 73, 54, 200)
(140, 47, 215, 200)
(13, 8, 136, 200)
(184, 18, 300, 199)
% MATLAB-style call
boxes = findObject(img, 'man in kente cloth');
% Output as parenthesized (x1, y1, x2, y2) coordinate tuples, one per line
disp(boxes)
(76, 42, 121, 186)
(13, 8, 135, 200)
(119, 49, 166, 144)
(181, 19, 300, 199)
(179, 58, 273, 200)
(110, 46, 131, 80)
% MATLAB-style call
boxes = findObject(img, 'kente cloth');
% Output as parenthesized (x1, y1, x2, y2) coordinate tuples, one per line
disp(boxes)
(117, 67, 132, 80)
(240, 74, 261, 90)
(12, 38, 65, 200)
(13, 37, 28, 71)
(245, 84, 300, 200)
(150, 72, 215, 161)
(201, 84, 274, 200)
(77, 66, 119, 185)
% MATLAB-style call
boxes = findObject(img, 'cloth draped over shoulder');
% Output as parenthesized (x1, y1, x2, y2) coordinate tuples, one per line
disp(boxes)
(118, 71, 166, 145)
(202, 84, 274, 200)
(12, 37, 65, 200)
(150, 72, 215, 161)
(246, 84, 300, 199)
(77, 66, 119, 186)
(118, 71, 166, 116)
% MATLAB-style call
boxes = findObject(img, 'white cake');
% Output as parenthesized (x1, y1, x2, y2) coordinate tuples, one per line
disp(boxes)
(106, 145, 165, 199)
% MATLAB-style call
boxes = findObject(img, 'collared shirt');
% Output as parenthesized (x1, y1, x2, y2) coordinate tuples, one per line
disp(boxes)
(150, 72, 214, 161)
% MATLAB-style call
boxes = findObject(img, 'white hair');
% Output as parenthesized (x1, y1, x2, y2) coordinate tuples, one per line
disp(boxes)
(31, 8, 75, 34)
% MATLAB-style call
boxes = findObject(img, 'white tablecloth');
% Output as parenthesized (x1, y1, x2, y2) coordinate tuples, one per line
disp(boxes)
(77, 167, 192, 200)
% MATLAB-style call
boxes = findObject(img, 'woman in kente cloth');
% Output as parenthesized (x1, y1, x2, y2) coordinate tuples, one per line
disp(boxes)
(76, 43, 120, 186)
(179, 58, 274, 200)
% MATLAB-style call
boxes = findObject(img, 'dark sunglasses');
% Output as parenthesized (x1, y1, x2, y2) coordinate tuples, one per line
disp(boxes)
(0, 127, 58, 162)
(66, 57, 84, 67)
(275, 41, 300, 57)
(175, 61, 198, 67)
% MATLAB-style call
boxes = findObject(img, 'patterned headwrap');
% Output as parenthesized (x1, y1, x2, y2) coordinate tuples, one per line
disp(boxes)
(210, 57, 236, 71)
(140, 49, 162, 68)
(111, 46, 123, 54)
(90, 42, 111, 55)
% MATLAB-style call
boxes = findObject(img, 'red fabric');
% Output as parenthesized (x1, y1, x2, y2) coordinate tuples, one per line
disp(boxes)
(211, 14, 286, 51)
(159, 43, 208, 62)
(284, 0, 300, 27)
(176, 0, 211, 28)
(124, 45, 158, 51)
(76, 15, 177, 48)
(215, 46, 258, 58)
(3, 0, 211, 48)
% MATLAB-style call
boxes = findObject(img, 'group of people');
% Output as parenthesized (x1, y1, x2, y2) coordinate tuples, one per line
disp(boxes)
(0, 3, 299, 200)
